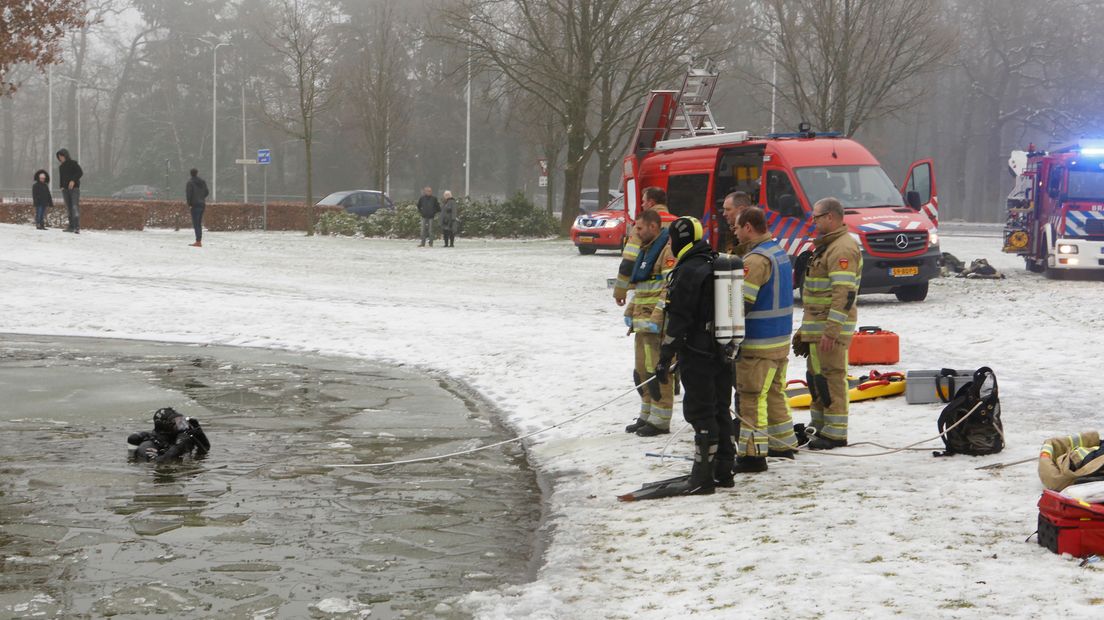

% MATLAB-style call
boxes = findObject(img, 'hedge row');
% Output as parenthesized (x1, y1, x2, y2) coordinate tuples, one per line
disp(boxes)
(0, 200, 341, 231)
(316, 193, 558, 239)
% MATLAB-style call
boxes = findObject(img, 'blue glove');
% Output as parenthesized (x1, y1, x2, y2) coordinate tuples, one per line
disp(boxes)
(624, 315, 632, 327)
(637, 321, 660, 334)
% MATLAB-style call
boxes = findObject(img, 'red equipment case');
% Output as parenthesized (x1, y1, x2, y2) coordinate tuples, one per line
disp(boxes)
(848, 326, 900, 365)
(1037, 489, 1104, 558)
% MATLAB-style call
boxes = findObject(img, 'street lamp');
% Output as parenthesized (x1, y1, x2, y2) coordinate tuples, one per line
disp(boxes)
(465, 22, 472, 198)
(54, 74, 85, 163)
(197, 38, 233, 202)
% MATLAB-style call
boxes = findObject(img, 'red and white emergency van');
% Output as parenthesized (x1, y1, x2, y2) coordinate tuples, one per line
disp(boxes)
(1002, 141, 1104, 277)
(620, 76, 941, 302)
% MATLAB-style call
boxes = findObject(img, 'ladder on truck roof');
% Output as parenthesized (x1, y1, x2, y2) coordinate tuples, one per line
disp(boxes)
(629, 62, 724, 163)
(668, 64, 724, 139)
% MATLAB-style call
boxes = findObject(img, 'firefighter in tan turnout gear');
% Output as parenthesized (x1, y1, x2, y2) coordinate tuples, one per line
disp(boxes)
(733, 207, 797, 472)
(614, 191, 676, 436)
(794, 198, 862, 449)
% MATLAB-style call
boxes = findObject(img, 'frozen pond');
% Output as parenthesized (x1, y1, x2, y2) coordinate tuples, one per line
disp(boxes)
(0, 335, 542, 619)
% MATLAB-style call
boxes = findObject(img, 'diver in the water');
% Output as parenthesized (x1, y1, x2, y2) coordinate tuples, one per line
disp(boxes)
(128, 407, 210, 463)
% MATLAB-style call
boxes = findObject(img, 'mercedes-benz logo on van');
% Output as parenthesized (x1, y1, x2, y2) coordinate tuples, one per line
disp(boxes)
(895, 233, 909, 249)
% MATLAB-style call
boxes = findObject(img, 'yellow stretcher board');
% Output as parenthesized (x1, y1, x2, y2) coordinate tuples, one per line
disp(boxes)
(786, 371, 906, 409)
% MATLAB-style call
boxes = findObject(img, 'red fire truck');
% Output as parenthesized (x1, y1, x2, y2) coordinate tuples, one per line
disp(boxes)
(1002, 141, 1104, 277)
(618, 67, 941, 301)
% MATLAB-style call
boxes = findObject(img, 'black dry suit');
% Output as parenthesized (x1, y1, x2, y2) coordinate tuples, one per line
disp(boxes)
(128, 407, 210, 463)
(617, 222, 736, 502)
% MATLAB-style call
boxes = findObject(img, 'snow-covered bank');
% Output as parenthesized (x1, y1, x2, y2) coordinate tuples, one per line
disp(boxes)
(2, 224, 1102, 618)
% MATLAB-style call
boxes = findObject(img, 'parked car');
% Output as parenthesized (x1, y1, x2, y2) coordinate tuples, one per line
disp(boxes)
(111, 185, 162, 200)
(580, 188, 623, 214)
(315, 190, 395, 217)
(570, 194, 629, 255)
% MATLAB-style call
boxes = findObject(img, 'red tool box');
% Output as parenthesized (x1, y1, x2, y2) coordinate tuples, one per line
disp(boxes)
(848, 326, 900, 365)
(1037, 489, 1104, 558)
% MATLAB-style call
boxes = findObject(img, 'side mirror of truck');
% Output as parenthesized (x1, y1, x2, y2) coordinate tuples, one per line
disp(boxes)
(906, 190, 922, 210)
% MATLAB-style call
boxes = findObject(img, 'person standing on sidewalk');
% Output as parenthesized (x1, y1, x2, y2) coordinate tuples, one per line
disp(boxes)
(185, 169, 210, 247)
(440, 191, 459, 247)
(56, 149, 82, 233)
(416, 186, 440, 247)
(32, 169, 53, 230)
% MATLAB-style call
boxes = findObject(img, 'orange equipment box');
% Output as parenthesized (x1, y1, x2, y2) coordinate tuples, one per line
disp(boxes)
(848, 326, 900, 365)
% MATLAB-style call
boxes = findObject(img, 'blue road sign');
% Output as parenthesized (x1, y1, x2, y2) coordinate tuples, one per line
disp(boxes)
(257, 149, 272, 165)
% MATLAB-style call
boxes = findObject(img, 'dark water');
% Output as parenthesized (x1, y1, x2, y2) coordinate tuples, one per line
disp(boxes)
(0, 335, 542, 619)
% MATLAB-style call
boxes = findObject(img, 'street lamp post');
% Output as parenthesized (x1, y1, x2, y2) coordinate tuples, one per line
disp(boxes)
(211, 42, 231, 202)
(197, 39, 233, 202)
(55, 74, 83, 163)
(47, 67, 53, 176)
(465, 30, 472, 198)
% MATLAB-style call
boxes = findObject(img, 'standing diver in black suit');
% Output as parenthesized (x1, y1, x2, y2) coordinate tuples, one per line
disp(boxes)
(619, 216, 738, 500)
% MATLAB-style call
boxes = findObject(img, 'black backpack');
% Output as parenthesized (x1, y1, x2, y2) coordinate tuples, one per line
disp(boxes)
(934, 367, 1003, 457)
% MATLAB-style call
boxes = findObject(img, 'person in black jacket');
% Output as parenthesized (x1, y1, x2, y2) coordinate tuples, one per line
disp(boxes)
(32, 169, 53, 230)
(654, 217, 736, 496)
(185, 168, 210, 247)
(128, 407, 211, 463)
(56, 148, 83, 233)
(416, 186, 440, 247)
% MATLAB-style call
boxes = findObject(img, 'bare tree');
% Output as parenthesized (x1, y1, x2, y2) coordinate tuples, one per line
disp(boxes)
(764, 0, 955, 137)
(444, 0, 730, 232)
(0, 0, 85, 95)
(339, 0, 412, 191)
(257, 0, 336, 220)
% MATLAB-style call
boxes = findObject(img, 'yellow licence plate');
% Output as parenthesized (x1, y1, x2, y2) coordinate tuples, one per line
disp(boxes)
(578, 237, 593, 243)
(890, 266, 919, 277)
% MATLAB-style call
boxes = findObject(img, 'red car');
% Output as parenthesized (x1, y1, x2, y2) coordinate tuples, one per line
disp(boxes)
(571, 194, 630, 255)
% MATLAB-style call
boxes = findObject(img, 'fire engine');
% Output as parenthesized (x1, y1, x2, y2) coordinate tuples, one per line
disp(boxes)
(1002, 141, 1104, 277)
(617, 66, 941, 302)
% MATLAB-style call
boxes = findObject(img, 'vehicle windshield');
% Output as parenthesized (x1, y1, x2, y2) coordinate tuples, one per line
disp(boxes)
(1067, 170, 1104, 200)
(317, 192, 351, 206)
(794, 165, 905, 209)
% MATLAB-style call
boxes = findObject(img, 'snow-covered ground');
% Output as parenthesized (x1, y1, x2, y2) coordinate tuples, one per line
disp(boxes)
(2, 223, 1102, 618)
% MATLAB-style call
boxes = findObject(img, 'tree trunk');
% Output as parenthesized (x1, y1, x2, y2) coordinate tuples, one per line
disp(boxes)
(560, 122, 588, 234)
(1, 96, 12, 189)
(305, 135, 315, 233)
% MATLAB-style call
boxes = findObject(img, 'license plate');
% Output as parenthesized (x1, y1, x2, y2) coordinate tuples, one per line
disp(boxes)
(890, 266, 919, 277)
(578, 236, 593, 243)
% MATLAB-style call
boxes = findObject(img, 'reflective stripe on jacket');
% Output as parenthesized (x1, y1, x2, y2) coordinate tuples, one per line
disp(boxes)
(799, 227, 862, 343)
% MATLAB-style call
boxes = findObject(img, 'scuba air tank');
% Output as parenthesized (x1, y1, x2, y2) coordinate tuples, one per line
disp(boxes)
(712, 253, 745, 359)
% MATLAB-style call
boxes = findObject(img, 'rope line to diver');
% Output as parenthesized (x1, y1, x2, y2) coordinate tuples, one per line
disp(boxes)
(325, 375, 660, 468)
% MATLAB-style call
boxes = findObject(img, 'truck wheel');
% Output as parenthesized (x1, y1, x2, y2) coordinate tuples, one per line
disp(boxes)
(577, 245, 597, 255)
(1044, 262, 1065, 280)
(1025, 257, 1044, 273)
(894, 282, 929, 302)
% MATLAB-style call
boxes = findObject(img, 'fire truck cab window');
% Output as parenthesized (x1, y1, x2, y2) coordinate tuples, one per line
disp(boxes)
(766, 170, 804, 218)
(1068, 170, 1104, 199)
(666, 174, 709, 220)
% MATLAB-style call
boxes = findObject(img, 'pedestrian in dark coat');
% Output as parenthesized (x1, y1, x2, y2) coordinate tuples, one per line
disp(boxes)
(416, 186, 440, 246)
(32, 169, 53, 230)
(440, 191, 459, 247)
(185, 168, 210, 247)
(56, 148, 83, 233)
